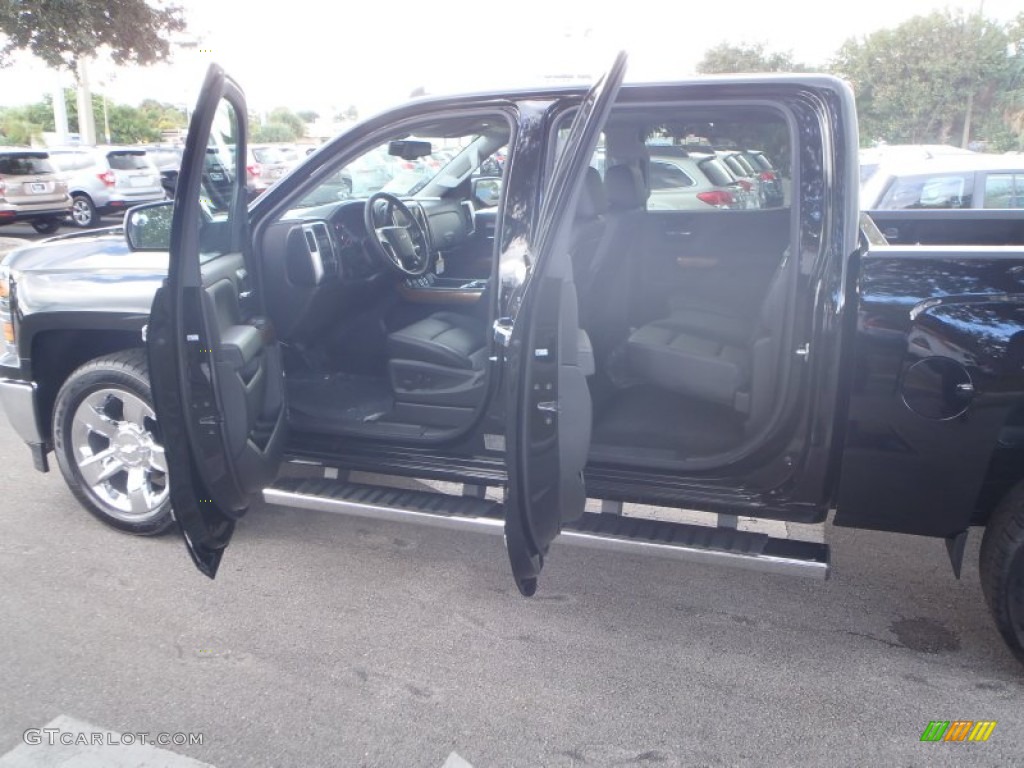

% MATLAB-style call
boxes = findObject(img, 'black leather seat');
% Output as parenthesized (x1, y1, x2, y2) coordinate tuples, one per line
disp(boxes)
(385, 311, 488, 408)
(387, 311, 487, 371)
(579, 164, 647, 359)
(385, 169, 610, 406)
(626, 250, 790, 423)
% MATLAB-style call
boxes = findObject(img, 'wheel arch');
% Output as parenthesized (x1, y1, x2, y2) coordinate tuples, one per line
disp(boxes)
(31, 327, 146, 444)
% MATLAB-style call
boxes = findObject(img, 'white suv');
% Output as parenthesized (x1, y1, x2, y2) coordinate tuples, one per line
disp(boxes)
(47, 147, 165, 227)
(647, 150, 754, 210)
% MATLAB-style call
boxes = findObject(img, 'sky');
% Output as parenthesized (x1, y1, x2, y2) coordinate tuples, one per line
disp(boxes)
(0, 0, 1021, 120)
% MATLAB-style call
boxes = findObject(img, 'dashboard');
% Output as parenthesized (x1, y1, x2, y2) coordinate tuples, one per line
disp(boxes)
(258, 196, 478, 340)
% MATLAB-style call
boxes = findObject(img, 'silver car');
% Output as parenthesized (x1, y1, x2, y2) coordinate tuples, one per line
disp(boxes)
(647, 151, 753, 210)
(47, 147, 165, 227)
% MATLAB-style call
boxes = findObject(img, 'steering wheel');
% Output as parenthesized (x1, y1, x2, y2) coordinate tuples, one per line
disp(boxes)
(363, 192, 432, 277)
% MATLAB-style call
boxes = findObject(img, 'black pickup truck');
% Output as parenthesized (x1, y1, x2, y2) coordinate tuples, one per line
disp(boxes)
(3, 58, 1024, 664)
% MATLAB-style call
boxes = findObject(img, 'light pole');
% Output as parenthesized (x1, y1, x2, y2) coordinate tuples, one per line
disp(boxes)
(103, 94, 111, 144)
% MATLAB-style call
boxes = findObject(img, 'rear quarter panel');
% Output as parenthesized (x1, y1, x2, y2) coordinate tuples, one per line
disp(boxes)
(836, 244, 1024, 536)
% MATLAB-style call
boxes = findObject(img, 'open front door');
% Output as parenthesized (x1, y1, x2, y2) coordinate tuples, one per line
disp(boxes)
(147, 64, 288, 578)
(502, 52, 627, 595)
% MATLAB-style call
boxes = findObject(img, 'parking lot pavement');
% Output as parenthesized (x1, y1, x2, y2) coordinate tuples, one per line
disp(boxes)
(0, 423, 1022, 767)
(0, 222, 54, 243)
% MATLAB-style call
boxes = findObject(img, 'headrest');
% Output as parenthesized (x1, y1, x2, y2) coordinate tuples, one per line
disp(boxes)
(605, 164, 647, 210)
(577, 166, 608, 220)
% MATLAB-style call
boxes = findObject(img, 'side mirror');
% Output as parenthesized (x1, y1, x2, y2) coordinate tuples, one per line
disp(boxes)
(471, 177, 502, 208)
(125, 201, 174, 252)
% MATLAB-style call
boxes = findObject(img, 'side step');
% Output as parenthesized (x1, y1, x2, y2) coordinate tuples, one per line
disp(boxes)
(263, 478, 830, 579)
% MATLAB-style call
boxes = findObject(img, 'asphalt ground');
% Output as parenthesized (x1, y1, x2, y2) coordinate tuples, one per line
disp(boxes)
(0, 415, 1023, 766)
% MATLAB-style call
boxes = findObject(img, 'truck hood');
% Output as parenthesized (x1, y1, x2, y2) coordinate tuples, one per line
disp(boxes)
(4, 228, 169, 319)
(2, 228, 168, 274)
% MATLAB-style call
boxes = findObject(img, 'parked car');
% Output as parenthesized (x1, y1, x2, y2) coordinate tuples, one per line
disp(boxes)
(859, 144, 975, 185)
(137, 144, 185, 198)
(861, 153, 1024, 210)
(740, 149, 786, 207)
(0, 148, 72, 234)
(47, 146, 165, 227)
(7, 59, 1024, 665)
(246, 144, 291, 198)
(646, 149, 754, 210)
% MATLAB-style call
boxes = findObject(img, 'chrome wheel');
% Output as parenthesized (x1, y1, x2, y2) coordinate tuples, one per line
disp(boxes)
(70, 387, 168, 523)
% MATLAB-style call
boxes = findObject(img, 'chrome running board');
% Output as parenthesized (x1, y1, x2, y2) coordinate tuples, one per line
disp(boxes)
(263, 478, 829, 580)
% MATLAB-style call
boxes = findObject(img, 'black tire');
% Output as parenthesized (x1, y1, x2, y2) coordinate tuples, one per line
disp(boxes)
(979, 483, 1024, 664)
(52, 349, 174, 536)
(70, 193, 98, 228)
(30, 218, 62, 235)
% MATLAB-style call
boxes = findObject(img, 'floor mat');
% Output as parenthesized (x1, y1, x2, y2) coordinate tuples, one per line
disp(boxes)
(591, 385, 745, 458)
(287, 372, 394, 429)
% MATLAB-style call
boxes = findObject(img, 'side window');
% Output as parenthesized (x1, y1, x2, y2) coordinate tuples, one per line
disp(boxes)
(649, 161, 695, 190)
(882, 173, 973, 209)
(983, 174, 1022, 209)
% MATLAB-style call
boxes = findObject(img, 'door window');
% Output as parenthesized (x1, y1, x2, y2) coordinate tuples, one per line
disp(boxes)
(199, 99, 244, 256)
(983, 174, 1023, 209)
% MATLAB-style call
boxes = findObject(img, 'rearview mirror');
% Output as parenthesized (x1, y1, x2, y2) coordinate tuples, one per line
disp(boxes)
(388, 140, 432, 161)
(125, 201, 173, 251)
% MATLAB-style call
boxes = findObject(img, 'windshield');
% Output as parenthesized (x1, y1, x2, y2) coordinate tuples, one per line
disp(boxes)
(291, 134, 488, 211)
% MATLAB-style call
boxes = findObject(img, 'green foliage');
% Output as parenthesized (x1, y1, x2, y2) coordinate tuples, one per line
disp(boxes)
(0, 90, 185, 145)
(0, 113, 42, 145)
(0, 0, 186, 69)
(334, 105, 359, 122)
(697, 43, 808, 74)
(252, 122, 297, 143)
(832, 10, 1020, 147)
(296, 110, 319, 123)
(267, 107, 305, 138)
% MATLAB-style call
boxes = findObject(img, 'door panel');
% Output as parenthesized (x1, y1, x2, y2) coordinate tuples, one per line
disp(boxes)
(147, 64, 287, 578)
(634, 208, 791, 326)
(441, 209, 497, 279)
(502, 52, 626, 596)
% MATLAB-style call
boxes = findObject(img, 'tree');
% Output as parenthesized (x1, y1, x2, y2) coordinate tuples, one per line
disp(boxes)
(252, 122, 297, 143)
(832, 11, 1015, 147)
(296, 110, 319, 123)
(697, 43, 808, 74)
(267, 107, 305, 139)
(0, 0, 186, 69)
(995, 13, 1024, 149)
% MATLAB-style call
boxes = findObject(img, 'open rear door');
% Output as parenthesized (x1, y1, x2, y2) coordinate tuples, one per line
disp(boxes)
(501, 52, 627, 595)
(147, 64, 288, 578)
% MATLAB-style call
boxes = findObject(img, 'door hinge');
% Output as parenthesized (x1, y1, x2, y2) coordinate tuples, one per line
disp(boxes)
(795, 343, 810, 359)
